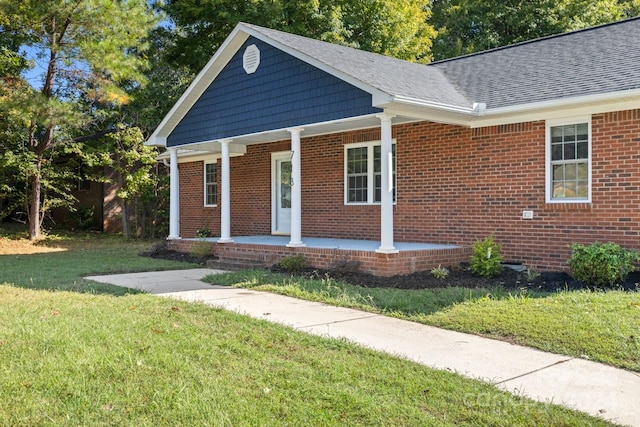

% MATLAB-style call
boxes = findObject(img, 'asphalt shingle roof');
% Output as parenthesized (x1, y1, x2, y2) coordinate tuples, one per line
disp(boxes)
(430, 17, 640, 109)
(245, 17, 640, 110)
(243, 23, 472, 108)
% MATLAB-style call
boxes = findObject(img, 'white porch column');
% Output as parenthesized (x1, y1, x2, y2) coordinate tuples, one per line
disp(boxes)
(218, 139, 234, 243)
(168, 148, 180, 239)
(376, 113, 398, 254)
(287, 128, 305, 247)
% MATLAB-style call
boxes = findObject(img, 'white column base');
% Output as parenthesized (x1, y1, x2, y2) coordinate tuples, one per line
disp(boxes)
(167, 235, 182, 240)
(375, 247, 399, 254)
(217, 237, 234, 243)
(286, 241, 306, 248)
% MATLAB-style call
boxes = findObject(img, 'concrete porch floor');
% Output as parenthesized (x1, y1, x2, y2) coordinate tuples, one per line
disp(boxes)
(196, 235, 461, 252)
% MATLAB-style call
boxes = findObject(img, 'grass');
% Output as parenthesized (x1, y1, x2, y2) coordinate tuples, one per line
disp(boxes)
(0, 227, 618, 424)
(0, 231, 199, 295)
(205, 270, 640, 372)
(0, 285, 614, 426)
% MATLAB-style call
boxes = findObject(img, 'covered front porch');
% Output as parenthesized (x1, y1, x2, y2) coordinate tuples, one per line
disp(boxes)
(168, 236, 471, 277)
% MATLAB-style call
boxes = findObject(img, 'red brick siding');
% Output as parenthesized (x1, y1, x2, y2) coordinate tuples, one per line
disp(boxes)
(178, 108, 640, 271)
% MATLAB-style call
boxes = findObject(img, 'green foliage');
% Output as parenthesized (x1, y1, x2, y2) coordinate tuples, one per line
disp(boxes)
(430, 265, 450, 280)
(195, 228, 212, 238)
(523, 268, 541, 282)
(0, 0, 157, 239)
(430, 0, 638, 60)
(67, 206, 98, 231)
(190, 240, 212, 259)
(161, 0, 435, 74)
(278, 254, 307, 272)
(568, 242, 640, 288)
(470, 236, 503, 278)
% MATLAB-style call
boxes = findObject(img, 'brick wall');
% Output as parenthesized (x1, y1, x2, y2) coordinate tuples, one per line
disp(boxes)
(177, 108, 640, 271)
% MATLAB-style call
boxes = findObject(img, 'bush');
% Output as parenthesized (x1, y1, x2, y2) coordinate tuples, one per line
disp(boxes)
(278, 255, 307, 272)
(568, 242, 640, 288)
(195, 228, 212, 238)
(470, 236, 503, 277)
(430, 265, 450, 280)
(190, 240, 211, 259)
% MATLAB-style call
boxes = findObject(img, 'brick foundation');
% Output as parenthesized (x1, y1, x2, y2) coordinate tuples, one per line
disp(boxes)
(168, 239, 472, 277)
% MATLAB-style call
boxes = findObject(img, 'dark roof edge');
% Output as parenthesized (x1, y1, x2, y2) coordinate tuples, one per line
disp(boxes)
(429, 16, 640, 65)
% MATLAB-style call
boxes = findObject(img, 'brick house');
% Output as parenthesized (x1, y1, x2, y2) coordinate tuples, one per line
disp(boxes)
(146, 18, 640, 276)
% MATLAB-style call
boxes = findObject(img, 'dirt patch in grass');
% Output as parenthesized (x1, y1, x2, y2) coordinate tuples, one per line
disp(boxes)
(0, 237, 66, 255)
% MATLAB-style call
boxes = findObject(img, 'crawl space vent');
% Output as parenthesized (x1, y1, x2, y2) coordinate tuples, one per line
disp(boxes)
(243, 44, 260, 74)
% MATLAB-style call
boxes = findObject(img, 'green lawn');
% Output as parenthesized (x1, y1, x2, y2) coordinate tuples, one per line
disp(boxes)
(0, 232, 199, 295)
(0, 286, 613, 426)
(0, 230, 617, 425)
(206, 270, 640, 372)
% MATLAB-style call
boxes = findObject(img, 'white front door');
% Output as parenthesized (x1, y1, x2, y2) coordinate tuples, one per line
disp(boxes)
(272, 153, 292, 234)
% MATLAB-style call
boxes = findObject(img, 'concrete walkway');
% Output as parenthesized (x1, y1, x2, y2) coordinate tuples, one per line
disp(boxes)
(86, 268, 640, 427)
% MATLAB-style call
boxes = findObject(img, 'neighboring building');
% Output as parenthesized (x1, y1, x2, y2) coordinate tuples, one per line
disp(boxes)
(50, 170, 123, 233)
(147, 18, 640, 276)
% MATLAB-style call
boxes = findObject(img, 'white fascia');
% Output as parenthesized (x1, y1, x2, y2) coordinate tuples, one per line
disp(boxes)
(471, 88, 640, 127)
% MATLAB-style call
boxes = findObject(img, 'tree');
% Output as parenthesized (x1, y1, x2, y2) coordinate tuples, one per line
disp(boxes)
(0, 0, 157, 239)
(160, 0, 435, 74)
(431, 0, 640, 60)
(101, 124, 159, 239)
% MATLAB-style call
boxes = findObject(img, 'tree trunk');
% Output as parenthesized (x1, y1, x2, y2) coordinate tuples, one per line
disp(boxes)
(121, 198, 130, 239)
(29, 157, 42, 240)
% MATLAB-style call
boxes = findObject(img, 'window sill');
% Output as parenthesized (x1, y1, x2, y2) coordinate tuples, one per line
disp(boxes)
(544, 202, 592, 212)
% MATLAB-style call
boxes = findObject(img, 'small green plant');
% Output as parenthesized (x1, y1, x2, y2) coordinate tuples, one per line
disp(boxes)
(470, 236, 503, 278)
(190, 240, 212, 259)
(278, 255, 307, 272)
(524, 268, 540, 282)
(568, 242, 640, 288)
(431, 265, 450, 280)
(195, 228, 212, 238)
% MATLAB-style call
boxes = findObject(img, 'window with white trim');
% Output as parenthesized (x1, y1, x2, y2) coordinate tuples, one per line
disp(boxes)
(547, 119, 591, 202)
(204, 162, 218, 206)
(345, 141, 396, 204)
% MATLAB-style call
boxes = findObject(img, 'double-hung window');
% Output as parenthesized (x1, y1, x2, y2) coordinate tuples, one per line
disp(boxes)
(345, 141, 396, 204)
(546, 118, 591, 203)
(204, 162, 218, 206)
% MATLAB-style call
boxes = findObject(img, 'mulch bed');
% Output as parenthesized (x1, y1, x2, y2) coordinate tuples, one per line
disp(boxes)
(143, 242, 640, 292)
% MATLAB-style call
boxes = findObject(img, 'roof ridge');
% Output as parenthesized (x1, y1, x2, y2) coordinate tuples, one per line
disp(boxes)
(429, 16, 640, 65)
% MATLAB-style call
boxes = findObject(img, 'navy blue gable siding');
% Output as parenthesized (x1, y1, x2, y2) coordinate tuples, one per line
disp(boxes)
(167, 37, 381, 147)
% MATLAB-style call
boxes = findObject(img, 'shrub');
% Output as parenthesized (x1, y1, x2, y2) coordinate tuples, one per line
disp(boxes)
(279, 255, 307, 272)
(568, 242, 640, 288)
(195, 228, 212, 238)
(431, 265, 450, 280)
(470, 236, 503, 277)
(190, 240, 211, 259)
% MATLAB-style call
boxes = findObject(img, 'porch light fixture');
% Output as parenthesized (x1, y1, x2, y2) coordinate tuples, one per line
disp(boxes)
(243, 44, 260, 74)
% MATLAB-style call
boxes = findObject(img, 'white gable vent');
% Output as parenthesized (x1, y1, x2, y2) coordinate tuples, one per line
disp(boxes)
(243, 44, 260, 74)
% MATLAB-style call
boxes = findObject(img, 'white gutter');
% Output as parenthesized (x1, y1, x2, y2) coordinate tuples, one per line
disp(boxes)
(389, 95, 478, 115)
(482, 88, 640, 117)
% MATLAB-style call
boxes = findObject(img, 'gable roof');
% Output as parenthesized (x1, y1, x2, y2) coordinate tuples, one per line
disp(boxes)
(148, 17, 640, 147)
(430, 17, 640, 110)
(241, 24, 472, 110)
